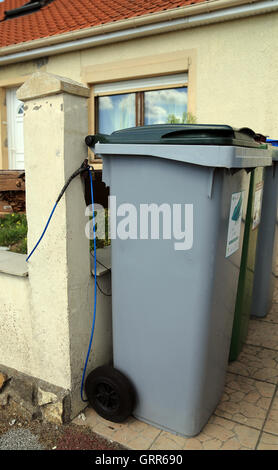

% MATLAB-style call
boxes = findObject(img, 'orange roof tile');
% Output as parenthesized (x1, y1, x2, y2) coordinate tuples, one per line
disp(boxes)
(0, 0, 207, 48)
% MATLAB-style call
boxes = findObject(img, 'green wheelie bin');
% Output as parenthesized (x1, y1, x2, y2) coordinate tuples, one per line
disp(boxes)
(229, 161, 266, 361)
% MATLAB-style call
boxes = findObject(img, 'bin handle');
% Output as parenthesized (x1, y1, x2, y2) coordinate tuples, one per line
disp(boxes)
(161, 127, 266, 144)
(85, 135, 97, 147)
(160, 128, 231, 140)
(239, 128, 266, 143)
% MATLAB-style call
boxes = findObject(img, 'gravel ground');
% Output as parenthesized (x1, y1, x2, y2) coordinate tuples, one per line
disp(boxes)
(0, 400, 125, 451)
(0, 428, 44, 450)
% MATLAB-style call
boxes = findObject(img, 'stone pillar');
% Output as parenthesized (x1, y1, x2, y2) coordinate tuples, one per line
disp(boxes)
(17, 72, 112, 420)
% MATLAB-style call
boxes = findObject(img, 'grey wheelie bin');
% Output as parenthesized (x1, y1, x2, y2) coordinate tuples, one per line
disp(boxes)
(85, 124, 271, 437)
(251, 141, 278, 317)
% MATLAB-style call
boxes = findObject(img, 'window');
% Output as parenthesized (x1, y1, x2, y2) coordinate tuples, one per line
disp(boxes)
(98, 93, 136, 135)
(95, 74, 190, 135)
(144, 88, 188, 126)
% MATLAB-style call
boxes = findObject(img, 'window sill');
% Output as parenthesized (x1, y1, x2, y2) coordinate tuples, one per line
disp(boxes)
(0, 251, 28, 277)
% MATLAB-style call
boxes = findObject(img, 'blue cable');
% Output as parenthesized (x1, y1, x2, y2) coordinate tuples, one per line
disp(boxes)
(81, 168, 97, 402)
(26, 163, 88, 263)
(26, 201, 58, 262)
(25, 166, 98, 402)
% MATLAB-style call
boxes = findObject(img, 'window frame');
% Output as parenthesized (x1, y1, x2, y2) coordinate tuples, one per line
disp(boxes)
(83, 50, 197, 165)
(95, 82, 188, 133)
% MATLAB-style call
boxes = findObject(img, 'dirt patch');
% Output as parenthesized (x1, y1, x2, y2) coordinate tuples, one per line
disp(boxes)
(0, 399, 125, 450)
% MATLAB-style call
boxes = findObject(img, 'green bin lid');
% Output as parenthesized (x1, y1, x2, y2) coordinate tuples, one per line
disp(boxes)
(86, 124, 266, 148)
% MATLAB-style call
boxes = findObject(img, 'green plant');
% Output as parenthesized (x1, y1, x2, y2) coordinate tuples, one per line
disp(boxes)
(0, 213, 28, 254)
(89, 208, 111, 252)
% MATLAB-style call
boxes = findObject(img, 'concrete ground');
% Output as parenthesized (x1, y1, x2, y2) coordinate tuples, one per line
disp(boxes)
(73, 279, 278, 450)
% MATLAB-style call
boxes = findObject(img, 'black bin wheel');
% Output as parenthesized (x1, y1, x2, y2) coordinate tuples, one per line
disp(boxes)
(85, 365, 136, 423)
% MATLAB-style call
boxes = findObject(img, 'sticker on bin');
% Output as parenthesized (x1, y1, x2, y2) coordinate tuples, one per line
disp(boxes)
(226, 191, 245, 258)
(252, 181, 264, 230)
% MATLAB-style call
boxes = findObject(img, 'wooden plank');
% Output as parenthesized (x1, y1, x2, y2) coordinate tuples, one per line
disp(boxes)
(0, 178, 25, 191)
(0, 190, 25, 213)
(0, 199, 13, 214)
(0, 171, 25, 191)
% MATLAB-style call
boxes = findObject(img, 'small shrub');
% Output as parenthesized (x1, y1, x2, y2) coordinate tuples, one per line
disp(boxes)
(0, 213, 28, 254)
(89, 209, 111, 252)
